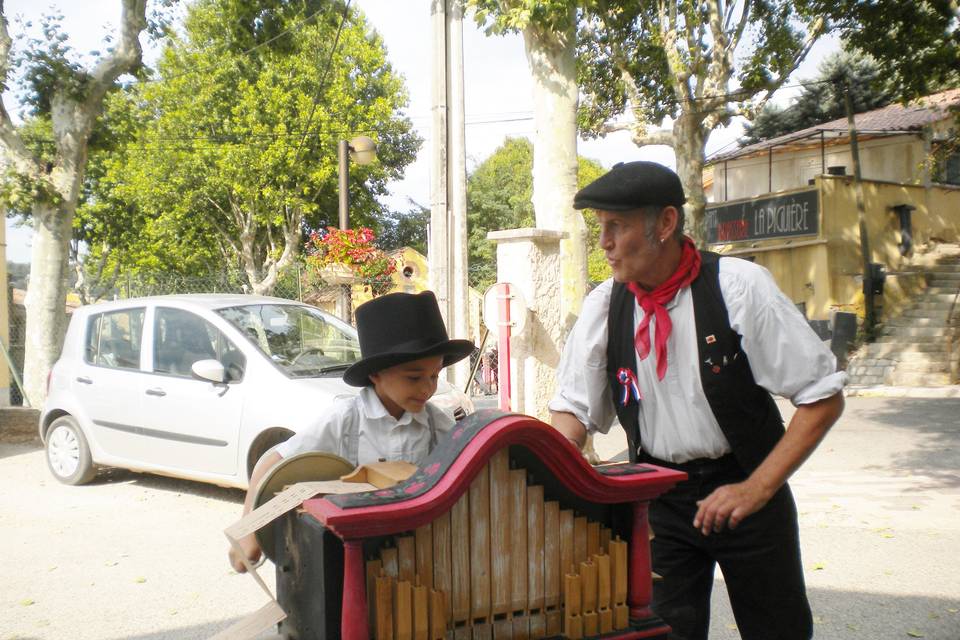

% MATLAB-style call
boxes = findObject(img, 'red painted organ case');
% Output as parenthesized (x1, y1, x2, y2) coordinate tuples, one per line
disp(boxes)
(274, 411, 686, 640)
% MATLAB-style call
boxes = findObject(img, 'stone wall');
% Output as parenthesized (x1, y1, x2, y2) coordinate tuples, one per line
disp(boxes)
(0, 407, 40, 443)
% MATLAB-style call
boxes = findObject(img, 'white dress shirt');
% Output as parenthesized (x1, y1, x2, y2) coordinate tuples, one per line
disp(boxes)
(548, 257, 846, 463)
(275, 386, 455, 466)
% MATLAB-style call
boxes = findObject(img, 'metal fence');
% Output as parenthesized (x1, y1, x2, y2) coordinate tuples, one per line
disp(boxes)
(3, 266, 345, 406)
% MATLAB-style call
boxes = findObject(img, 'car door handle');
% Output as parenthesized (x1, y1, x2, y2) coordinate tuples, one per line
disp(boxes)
(76, 376, 93, 384)
(145, 388, 167, 397)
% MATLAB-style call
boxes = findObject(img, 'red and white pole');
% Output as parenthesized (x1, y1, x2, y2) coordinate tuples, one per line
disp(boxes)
(496, 282, 512, 412)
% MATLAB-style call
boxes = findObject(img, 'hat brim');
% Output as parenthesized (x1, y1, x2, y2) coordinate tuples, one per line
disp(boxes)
(252, 451, 355, 561)
(342, 339, 476, 387)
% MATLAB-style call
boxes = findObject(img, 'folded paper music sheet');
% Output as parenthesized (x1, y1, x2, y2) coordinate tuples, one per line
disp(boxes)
(216, 479, 376, 640)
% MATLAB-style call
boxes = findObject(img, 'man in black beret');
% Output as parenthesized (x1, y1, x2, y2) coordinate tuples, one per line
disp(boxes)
(548, 161, 846, 639)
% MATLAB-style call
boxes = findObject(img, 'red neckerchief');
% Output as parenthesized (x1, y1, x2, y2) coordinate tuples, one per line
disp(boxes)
(626, 237, 701, 380)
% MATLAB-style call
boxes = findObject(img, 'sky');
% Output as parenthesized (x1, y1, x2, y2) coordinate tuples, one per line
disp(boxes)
(2, 0, 838, 264)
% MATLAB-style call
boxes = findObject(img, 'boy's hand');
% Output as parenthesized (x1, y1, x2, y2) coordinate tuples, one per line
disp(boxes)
(228, 534, 262, 573)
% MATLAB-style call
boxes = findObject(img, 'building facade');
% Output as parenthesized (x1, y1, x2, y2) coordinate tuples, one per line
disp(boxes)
(705, 89, 960, 323)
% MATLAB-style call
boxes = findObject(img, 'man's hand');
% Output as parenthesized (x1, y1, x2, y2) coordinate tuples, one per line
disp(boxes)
(228, 533, 262, 573)
(693, 392, 845, 535)
(693, 479, 772, 535)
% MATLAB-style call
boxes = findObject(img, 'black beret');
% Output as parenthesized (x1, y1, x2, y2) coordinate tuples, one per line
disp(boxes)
(573, 161, 686, 211)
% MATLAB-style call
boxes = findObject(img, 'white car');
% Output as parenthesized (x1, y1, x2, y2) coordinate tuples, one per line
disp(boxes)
(39, 294, 474, 488)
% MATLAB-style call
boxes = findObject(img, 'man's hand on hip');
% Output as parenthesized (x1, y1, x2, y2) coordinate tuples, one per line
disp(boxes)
(693, 479, 773, 535)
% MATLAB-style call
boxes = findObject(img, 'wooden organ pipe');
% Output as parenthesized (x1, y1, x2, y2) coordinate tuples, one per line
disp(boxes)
(366, 449, 635, 640)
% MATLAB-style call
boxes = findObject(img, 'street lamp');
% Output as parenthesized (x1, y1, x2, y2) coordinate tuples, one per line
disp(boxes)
(338, 135, 377, 230)
(336, 135, 377, 322)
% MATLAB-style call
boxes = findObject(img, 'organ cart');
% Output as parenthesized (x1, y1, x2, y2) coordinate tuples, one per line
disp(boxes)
(265, 410, 686, 640)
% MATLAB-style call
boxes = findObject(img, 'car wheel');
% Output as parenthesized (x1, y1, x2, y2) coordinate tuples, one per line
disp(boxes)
(46, 416, 97, 485)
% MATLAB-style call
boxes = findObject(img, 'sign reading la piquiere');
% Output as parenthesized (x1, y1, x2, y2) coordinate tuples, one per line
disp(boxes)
(706, 189, 819, 244)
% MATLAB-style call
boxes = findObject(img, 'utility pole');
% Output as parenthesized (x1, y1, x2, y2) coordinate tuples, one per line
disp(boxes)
(430, 0, 470, 388)
(839, 78, 876, 340)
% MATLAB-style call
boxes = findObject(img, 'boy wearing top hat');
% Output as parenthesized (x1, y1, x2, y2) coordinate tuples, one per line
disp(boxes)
(229, 290, 474, 573)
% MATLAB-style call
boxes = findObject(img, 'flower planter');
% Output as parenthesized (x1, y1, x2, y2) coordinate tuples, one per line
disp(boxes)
(318, 263, 358, 285)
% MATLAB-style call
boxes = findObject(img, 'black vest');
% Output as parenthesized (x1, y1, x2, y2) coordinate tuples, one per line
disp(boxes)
(605, 252, 784, 471)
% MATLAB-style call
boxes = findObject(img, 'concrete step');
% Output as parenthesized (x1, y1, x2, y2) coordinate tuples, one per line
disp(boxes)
(928, 276, 960, 284)
(894, 360, 952, 373)
(877, 334, 952, 343)
(878, 327, 958, 339)
(899, 308, 951, 319)
(857, 347, 952, 362)
(846, 375, 888, 386)
(905, 301, 954, 311)
(888, 371, 953, 386)
(859, 343, 948, 357)
(885, 316, 952, 327)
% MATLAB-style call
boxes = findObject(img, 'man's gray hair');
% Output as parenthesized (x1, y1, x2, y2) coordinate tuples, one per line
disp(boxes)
(636, 204, 686, 243)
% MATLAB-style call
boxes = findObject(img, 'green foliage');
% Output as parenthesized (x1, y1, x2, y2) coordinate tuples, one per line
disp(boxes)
(87, 0, 420, 285)
(12, 12, 92, 117)
(376, 204, 429, 255)
(466, 137, 609, 289)
(0, 117, 62, 210)
(576, 1, 674, 135)
(468, 0, 578, 38)
(743, 52, 895, 144)
(576, 1, 819, 134)
(808, 0, 960, 102)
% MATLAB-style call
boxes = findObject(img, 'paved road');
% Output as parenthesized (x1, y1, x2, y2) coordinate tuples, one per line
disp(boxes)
(2, 396, 958, 639)
(593, 396, 960, 640)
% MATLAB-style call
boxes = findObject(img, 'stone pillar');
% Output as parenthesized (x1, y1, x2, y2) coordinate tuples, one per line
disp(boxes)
(487, 228, 566, 421)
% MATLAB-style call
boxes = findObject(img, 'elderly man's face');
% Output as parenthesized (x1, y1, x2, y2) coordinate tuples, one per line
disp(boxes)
(596, 209, 665, 286)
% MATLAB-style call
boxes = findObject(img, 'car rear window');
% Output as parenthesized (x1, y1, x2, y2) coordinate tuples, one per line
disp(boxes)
(84, 308, 145, 370)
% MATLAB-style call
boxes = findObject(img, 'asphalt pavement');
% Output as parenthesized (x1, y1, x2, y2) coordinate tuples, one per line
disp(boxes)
(1, 395, 958, 639)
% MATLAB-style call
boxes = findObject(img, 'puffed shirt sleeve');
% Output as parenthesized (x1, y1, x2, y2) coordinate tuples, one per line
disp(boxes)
(273, 396, 353, 460)
(548, 280, 618, 434)
(720, 258, 847, 406)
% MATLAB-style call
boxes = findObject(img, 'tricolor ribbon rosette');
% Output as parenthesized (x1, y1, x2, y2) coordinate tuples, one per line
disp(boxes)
(617, 367, 642, 406)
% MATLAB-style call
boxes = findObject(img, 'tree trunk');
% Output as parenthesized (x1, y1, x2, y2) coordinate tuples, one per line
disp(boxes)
(672, 115, 709, 246)
(522, 18, 586, 330)
(22, 202, 74, 407)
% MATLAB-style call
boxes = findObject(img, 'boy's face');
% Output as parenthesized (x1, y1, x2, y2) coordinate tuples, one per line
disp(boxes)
(369, 355, 445, 419)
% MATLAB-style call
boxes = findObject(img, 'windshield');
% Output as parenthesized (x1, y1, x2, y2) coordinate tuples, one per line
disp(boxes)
(215, 303, 361, 378)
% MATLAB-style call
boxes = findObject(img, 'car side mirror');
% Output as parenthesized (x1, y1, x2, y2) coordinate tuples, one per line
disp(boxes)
(191, 359, 227, 383)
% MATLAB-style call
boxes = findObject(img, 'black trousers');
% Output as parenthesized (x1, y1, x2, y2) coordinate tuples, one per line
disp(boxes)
(643, 454, 813, 640)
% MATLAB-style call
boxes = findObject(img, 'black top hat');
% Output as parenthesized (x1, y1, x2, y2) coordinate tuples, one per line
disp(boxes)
(343, 291, 475, 387)
(573, 160, 686, 212)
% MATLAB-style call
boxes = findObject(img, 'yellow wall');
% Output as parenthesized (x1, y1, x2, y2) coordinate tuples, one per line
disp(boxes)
(710, 177, 960, 322)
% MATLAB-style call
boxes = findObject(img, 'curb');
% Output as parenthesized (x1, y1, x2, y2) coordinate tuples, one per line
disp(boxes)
(844, 385, 960, 398)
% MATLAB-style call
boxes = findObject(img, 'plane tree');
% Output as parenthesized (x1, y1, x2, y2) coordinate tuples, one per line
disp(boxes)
(106, 0, 420, 296)
(577, 0, 826, 242)
(0, 0, 150, 406)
